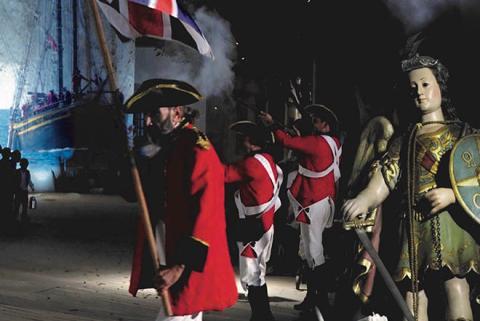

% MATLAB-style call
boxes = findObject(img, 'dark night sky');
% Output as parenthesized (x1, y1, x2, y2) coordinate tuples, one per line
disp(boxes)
(208, 1, 480, 122)
(192, 0, 480, 173)
(187, 0, 480, 167)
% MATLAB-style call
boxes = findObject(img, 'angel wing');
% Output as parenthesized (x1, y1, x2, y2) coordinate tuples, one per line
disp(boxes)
(347, 116, 394, 194)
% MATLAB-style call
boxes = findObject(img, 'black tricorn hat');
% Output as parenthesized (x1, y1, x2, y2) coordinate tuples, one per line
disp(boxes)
(229, 120, 273, 147)
(304, 104, 338, 127)
(125, 78, 202, 113)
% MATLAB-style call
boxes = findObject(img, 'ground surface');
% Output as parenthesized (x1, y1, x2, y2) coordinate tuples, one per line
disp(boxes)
(0, 193, 306, 321)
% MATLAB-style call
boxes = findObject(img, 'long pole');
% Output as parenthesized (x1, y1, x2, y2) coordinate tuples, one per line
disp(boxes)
(355, 229, 415, 321)
(73, 0, 78, 73)
(88, 0, 172, 316)
(89, 0, 117, 92)
(57, 0, 64, 93)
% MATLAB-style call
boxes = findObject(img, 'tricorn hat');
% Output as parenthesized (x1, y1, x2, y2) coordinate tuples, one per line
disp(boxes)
(125, 78, 202, 113)
(304, 104, 338, 126)
(229, 120, 273, 147)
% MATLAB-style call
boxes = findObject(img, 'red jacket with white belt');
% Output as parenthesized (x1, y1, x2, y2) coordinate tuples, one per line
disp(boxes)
(274, 129, 341, 207)
(224, 152, 280, 230)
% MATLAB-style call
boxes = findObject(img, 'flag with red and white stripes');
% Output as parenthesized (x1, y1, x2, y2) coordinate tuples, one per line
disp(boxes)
(96, 0, 213, 59)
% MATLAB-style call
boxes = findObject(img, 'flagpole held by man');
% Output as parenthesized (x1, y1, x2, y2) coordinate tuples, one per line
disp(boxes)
(89, 0, 175, 315)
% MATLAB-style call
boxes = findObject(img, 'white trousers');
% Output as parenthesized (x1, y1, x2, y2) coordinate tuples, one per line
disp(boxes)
(155, 311, 203, 321)
(289, 196, 334, 269)
(237, 227, 274, 291)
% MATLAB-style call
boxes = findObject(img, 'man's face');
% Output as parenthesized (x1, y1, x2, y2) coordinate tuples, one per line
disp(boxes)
(408, 67, 442, 115)
(241, 135, 254, 153)
(313, 117, 330, 134)
(149, 107, 182, 135)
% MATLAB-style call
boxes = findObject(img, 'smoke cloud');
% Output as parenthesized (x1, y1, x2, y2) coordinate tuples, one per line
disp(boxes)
(134, 7, 237, 99)
(382, 0, 467, 33)
(193, 7, 237, 98)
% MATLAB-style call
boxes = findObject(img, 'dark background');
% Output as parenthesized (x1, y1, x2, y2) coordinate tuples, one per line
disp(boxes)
(188, 0, 480, 178)
(195, 0, 480, 127)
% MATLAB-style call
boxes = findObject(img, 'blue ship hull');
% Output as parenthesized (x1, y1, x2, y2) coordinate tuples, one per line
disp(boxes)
(9, 98, 129, 194)
(10, 105, 74, 151)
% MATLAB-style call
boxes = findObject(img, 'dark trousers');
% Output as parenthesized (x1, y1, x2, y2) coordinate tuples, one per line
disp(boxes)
(14, 190, 28, 221)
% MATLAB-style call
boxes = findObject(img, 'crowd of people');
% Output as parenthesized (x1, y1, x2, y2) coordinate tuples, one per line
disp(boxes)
(0, 146, 34, 234)
(14, 87, 73, 120)
(124, 53, 480, 321)
(12, 68, 104, 120)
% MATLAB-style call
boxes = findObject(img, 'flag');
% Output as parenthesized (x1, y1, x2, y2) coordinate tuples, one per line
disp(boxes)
(96, 0, 213, 59)
(129, 0, 178, 17)
(46, 34, 58, 51)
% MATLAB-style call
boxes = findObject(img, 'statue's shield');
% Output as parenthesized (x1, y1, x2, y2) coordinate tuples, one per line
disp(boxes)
(449, 134, 480, 224)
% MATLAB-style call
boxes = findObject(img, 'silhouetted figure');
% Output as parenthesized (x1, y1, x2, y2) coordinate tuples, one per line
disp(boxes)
(72, 67, 88, 96)
(14, 158, 34, 224)
(47, 90, 59, 109)
(10, 150, 21, 169)
(63, 87, 72, 105)
(0, 148, 15, 228)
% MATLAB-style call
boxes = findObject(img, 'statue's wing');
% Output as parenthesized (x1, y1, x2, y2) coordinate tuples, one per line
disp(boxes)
(347, 116, 394, 192)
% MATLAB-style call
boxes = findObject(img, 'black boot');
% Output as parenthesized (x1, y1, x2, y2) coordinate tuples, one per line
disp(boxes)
(313, 264, 333, 320)
(294, 268, 315, 311)
(260, 284, 275, 321)
(247, 285, 275, 321)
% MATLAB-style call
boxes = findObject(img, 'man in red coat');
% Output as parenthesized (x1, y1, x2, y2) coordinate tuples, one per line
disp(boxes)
(224, 121, 283, 321)
(260, 104, 341, 319)
(126, 79, 238, 321)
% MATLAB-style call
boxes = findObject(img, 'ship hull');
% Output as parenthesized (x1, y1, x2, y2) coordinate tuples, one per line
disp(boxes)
(10, 98, 128, 194)
(10, 108, 74, 151)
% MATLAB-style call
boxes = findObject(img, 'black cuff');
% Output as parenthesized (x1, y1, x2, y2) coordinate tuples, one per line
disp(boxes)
(268, 123, 282, 131)
(174, 236, 209, 272)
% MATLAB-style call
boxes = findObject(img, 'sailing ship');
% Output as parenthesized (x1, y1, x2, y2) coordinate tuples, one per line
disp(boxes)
(6, 0, 131, 192)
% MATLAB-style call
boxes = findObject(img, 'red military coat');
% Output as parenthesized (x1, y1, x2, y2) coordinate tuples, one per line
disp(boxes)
(129, 124, 237, 316)
(274, 129, 340, 207)
(224, 152, 280, 230)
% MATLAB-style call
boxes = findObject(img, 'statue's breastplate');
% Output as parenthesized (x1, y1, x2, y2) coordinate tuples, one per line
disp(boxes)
(415, 126, 457, 199)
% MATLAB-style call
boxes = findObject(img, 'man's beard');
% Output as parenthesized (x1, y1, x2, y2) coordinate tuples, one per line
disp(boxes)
(141, 121, 175, 158)
(147, 122, 174, 143)
(148, 115, 175, 140)
(158, 117, 175, 134)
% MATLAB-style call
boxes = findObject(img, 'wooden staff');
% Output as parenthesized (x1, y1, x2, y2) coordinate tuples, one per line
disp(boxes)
(88, 0, 172, 315)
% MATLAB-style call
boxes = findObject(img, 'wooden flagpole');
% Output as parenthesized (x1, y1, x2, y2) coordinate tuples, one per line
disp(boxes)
(88, 0, 172, 316)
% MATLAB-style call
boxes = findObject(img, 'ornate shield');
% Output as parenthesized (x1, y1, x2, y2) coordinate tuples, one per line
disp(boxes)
(449, 134, 480, 224)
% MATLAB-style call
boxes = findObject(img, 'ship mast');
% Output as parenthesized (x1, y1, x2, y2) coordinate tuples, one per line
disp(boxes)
(57, 0, 63, 93)
(7, 1, 41, 148)
(73, 0, 78, 73)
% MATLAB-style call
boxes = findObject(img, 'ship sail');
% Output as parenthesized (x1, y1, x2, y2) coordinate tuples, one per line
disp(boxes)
(3, 0, 134, 192)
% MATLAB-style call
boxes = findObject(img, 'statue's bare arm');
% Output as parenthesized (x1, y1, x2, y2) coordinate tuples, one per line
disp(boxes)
(342, 169, 390, 221)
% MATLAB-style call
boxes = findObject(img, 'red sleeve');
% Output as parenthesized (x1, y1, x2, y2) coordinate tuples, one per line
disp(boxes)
(274, 129, 317, 155)
(224, 157, 259, 184)
(224, 161, 244, 183)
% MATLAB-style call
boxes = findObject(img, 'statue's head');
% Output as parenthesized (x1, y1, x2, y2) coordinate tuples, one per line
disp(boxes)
(401, 54, 456, 120)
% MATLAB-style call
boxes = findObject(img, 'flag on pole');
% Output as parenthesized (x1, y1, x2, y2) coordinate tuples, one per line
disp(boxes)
(46, 34, 58, 51)
(96, 0, 213, 59)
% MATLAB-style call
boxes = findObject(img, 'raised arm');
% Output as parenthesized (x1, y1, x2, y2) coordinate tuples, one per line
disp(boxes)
(258, 111, 314, 154)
